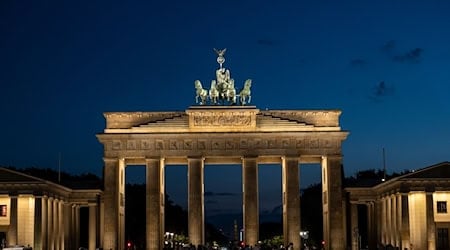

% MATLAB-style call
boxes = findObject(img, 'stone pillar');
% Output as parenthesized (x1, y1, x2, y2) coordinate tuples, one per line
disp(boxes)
(53, 199, 59, 250)
(391, 195, 397, 247)
(59, 201, 64, 250)
(34, 197, 43, 250)
(426, 193, 436, 250)
(243, 157, 259, 247)
(103, 158, 120, 250)
(41, 196, 48, 250)
(7, 196, 17, 246)
(396, 194, 402, 250)
(146, 158, 165, 250)
(381, 197, 386, 245)
(188, 157, 205, 247)
(350, 203, 358, 250)
(75, 206, 80, 250)
(321, 156, 344, 250)
(367, 202, 376, 250)
(282, 156, 300, 249)
(17, 195, 35, 247)
(409, 192, 426, 250)
(71, 205, 77, 250)
(400, 194, 410, 248)
(391, 194, 400, 248)
(386, 196, 392, 246)
(89, 204, 98, 250)
(48, 197, 54, 250)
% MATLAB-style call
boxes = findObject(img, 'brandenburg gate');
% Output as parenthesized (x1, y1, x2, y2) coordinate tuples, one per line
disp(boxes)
(96, 50, 349, 250)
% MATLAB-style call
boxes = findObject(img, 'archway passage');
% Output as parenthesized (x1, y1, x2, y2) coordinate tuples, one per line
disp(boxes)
(97, 106, 348, 250)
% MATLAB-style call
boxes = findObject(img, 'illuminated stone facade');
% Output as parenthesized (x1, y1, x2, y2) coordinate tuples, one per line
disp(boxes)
(0, 167, 102, 250)
(97, 106, 349, 250)
(346, 161, 450, 250)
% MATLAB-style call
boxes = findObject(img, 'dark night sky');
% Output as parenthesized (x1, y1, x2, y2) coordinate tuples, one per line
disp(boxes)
(1, 1, 450, 221)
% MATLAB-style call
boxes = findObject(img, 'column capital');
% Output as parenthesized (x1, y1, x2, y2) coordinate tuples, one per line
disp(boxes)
(321, 154, 343, 160)
(281, 155, 299, 161)
(8, 193, 18, 198)
(145, 157, 165, 163)
(103, 157, 119, 162)
(242, 156, 259, 162)
(187, 156, 205, 161)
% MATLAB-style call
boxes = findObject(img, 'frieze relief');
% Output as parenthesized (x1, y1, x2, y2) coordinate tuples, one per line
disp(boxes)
(192, 112, 252, 127)
(107, 137, 338, 152)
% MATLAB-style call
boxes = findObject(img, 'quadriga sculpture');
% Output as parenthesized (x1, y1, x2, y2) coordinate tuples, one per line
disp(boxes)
(194, 80, 208, 105)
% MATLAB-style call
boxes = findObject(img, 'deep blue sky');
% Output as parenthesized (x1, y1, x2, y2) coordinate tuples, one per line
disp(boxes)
(2, 0, 450, 223)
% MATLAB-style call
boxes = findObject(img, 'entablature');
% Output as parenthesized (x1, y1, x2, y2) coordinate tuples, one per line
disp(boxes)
(97, 131, 347, 159)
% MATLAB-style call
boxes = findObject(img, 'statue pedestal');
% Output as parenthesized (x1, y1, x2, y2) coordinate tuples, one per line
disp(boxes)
(186, 106, 259, 132)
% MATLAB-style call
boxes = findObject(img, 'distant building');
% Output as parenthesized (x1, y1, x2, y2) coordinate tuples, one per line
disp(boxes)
(346, 161, 450, 250)
(0, 167, 102, 250)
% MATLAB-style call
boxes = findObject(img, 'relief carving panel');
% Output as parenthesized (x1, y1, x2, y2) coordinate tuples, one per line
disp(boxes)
(104, 136, 342, 156)
(193, 113, 252, 126)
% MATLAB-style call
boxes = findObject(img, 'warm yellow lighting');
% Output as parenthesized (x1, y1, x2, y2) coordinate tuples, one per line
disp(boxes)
(408, 192, 427, 250)
(17, 195, 35, 246)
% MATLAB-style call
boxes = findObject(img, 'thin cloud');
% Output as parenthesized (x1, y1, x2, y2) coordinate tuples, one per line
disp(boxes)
(393, 48, 423, 63)
(349, 58, 367, 67)
(381, 40, 396, 53)
(369, 81, 395, 102)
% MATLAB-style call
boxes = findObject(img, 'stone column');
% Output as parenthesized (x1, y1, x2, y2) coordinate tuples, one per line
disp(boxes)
(146, 158, 165, 250)
(282, 156, 300, 249)
(75, 206, 80, 250)
(386, 196, 392, 246)
(396, 194, 402, 250)
(381, 196, 386, 245)
(41, 196, 48, 250)
(393, 195, 399, 248)
(7, 196, 17, 246)
(71, 205, 75, 250)
(350, 203, 358, 250)
(367, 202, 376, 250)
(321, 156, 344, 250)
(426, 193, 436, 249)
(53, 199, 59, 250)
(188, 157, 205, 247)
(391, 195, 397, 247)
(89, 204, 98, 250)
(408, 192, 427, 249)
(48, 197, 54, 250)
(103, 158, 120, 250)
(243, 157, 259, 247)
(59, 201, 64, 250)
(400, 193, 410, 248)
